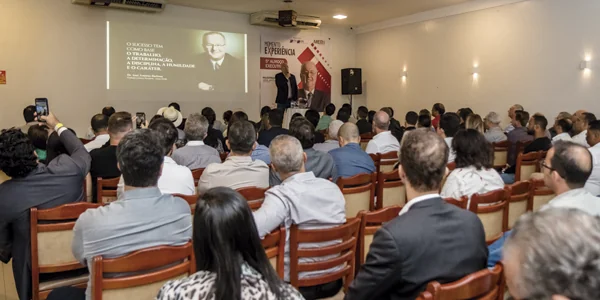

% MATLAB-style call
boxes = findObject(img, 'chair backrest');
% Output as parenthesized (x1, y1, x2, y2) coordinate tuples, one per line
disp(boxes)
(261, 226, 286, 280)
(529, 179, 555, 212)
(357, 206, 401, 267)
(515, 151, 540, 182)
(469, 189, 508, 245)
(516, 140, 532, 154)
(289, 219, 361, 292)
(506, 181, 532, 229)
(236, 186, 269, 211)
(376, 171, 406, 209)
(190, 168, 204, 187)
(492, 141, 510, 169)
(31, 203, 102, 299)
(91, 242, 195, 300)
(379, 151, 398, 173)
(97, 177, 120, 204)
(444, 196, 468, 209)
(360, 133, 373, 151)
(220, 152, 229, 162)
(418, 264, 503, 300)
(369, 153, 381, 174)
(337, 173, 377, 217)
(172, 194, 198, 214)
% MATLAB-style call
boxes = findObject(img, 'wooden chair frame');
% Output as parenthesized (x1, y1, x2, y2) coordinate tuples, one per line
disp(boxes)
(418, 264, 503, 300)
(337, 173, 377, 214)
(289, 218, 361, 294)
(357, 206, 402, 267)
(492, 141, 510, 169)
(469, 189, 508, 245)
(515, 151, 540, 182)
(369, 153, 381, 174)
(506, 181, 532, 229)
(236, 186, 269, 211)
(91, 242, 195, 300)
(96, 177, 120, 205)
(220, 152, 229, 162)
(529, 179, 555, 212)
(172, 194, 198, 214)
(191, 168, 205, 187)
(379, 151, 398, 173)
(376, 171, 406, 209)
(30, 203, 101, 300)
(261, 226, 286, 280)
(444, 196, 468, 209)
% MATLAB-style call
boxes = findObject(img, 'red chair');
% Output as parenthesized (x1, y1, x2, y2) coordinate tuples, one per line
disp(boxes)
(172, 194, 198, 213)
(369, 153, 381, 174)
(506, 181, 531, 229)
(191, 168, 204, 187)
(444, 196, 468, 209)
(417, 264, 503, 300)
(337, 173, 377, 217)
(376, 171, 406, 209)
(356, 206, 401, 268)
(379, 151, 398, 173)
(96, 177, 120, 205)
(515, 152, 540, 182)
(236, 186, 269, 211)
(262, 226, 286, 280)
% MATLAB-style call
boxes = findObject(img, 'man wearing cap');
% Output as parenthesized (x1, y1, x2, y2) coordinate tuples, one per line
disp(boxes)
(157, 106, 185, 141)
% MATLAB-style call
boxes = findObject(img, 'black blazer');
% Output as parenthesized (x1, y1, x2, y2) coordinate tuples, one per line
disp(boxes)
(299, 89, 331, 112)
(345, 198, 488, 300)
(196, 53, 245, 92)
(275, 73, 298, 104)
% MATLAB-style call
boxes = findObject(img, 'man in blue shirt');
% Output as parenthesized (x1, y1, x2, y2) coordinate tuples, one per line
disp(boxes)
(329, 123, 376, 182)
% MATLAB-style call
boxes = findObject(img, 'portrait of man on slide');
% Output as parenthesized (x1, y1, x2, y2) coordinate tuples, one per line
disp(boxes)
(196, 31, 245, 92)
(299, 61, 331, 112)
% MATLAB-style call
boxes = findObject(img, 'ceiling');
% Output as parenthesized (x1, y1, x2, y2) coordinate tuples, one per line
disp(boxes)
(168, 0, 477, 26)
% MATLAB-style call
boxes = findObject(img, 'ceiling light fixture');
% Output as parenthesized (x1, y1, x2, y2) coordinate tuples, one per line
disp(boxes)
(333, 15, 347, 20)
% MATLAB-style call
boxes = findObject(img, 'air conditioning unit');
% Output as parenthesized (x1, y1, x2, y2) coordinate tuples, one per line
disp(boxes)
(72, 0, 165, 13)
(251, 11, 321, 29)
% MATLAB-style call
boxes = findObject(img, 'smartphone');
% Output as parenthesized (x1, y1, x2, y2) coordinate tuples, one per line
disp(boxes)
(136, 112, 146, 129)
(35, 98, 49, 121)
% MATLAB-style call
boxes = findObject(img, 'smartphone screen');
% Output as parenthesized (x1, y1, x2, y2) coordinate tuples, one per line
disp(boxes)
(136, 112, 146, 129)
(35, 98, 49, 121)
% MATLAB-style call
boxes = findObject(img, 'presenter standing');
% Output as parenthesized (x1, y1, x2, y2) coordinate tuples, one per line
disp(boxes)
(275, 63, 298, 110)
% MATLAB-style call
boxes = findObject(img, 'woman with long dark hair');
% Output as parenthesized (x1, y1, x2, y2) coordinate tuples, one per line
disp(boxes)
(156, 187, 304, 300)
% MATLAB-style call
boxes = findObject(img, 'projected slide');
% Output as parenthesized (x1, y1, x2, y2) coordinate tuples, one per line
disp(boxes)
(107, 21, 247, 93)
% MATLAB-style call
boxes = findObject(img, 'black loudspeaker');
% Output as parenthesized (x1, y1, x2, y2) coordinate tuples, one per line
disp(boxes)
(341, 68, 362, 95)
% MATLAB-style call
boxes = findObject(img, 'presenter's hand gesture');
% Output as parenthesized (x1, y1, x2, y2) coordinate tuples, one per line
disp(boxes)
(198, 82, 213, 91)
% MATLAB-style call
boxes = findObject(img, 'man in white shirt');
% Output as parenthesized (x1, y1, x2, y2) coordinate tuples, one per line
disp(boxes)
(253, 134, 345, 299)
(541, 141, 600, 215)
(117, 118, 195, 197)
(572, 111, 596, 147)
(313, 120, 343, 153)
(437, 112, 461, 163)
(84, 114, 110, 152)
(504, 104, 524, 134)
(552, 118, 572, 145)
(366, 111, 400, 154)
(198, 121, 269, 194)
(585, 121, 600, 196)
(172, 113, 221, 170)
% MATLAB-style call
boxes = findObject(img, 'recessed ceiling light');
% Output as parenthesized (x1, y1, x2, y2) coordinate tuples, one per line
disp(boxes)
(333, 15, 347, 20)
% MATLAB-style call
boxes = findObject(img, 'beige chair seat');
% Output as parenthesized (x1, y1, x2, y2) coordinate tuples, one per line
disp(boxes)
(322, 289, 345, 300)
(39, 274, 88, 291)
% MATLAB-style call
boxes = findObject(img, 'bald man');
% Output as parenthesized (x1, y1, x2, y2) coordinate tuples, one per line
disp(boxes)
(299, 61, 331, 112)
(329, 123, 376, 182)
(542, 141, 600, 215)
(196, 31, 244, 92)
(365, 111, 400, 154)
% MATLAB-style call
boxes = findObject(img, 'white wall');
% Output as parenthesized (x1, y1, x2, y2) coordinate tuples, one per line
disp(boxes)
(355, 0, 600, 126)
(0, 0, 355, 134)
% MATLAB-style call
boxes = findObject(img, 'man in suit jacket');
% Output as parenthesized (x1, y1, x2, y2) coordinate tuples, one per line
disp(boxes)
(197, 32, 245, 92)
(300, 61, 331, 112)
(346, 129, 488, 300)
(275, 63, 298, 110)
(0, 113, 91, 300)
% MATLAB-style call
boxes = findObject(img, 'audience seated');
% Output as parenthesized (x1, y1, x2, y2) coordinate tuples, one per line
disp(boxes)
(356, 106, 372, 135)
(457, 107, 474, 129)
(366, 111, 400, 154)
(381, 107, 404, 143)
(199, 120, 269, 194)
(18, 105, 39, 134)
(368, 110, 376, 125)
(404, 111, 418, 131)
(550, 111, 572, 137)
(336, 106, 352, 123)
(313, 120, 342, 153)
(27, 124, 50, 164)
(346, 129, 488, 300)
(417, 113, 431, 129)
(157, 106, 185, 141)
(572, 111, 597, 147)
(465, 114, 484, 134)
(84, 114, 110, 152)
(172, 113, 221, 170)
(258, 109, 289, 147)
(585, 120, 600, 196)
(90, 112, 133, 202)
(167, 102, 187, 131)
(47, 129, 193, 300)
(419, 109, 431, 117)
(441, 129, 504, 205)
(118, 118, 195, 196)
(257, 105, 272, 132)
(483, 112, 507, 142)
(202, 107, 226, 152)
(304, 109, 325, 143)
(254, 134, 346, 299)
(329, 123, 376, 182)
(431, 103, 445, 129)
(552, 118, 572, 144)
(222, 109, 232, 136)
(437, 112, 461, 163)
(343, 103, 358, 123)
(271, 118, 337, 185)
(157, 187, 303, 300)
(0, 113, 90, 300)
(316, 103, 335, 131)
(504, 110, 534, 176)
(504, 104, 524, 134)
(503, 208, 600, 300)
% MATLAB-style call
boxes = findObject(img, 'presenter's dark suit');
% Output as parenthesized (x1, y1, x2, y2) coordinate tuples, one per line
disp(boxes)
(275, 73, 298, 109)
(345, 197, 488, 300)
(196, 53, 244, 92)
(299, 89, 331, 112)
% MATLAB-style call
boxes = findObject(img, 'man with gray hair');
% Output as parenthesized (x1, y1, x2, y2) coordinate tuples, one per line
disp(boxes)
(329, 123, 376, 182)
(365, 110, 400, 154)
(504, 104, 524, 133)
(483, 112, 507, 143)
(253, 134, 346, 299)
(172, 113, 221, 170)
(503, 208, 600, 300)
(313, 119, 343, 153)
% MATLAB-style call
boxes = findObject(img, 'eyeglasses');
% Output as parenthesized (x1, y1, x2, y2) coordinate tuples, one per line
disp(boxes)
(539, 160, 554, 172)
(205, 44, 226, 48)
